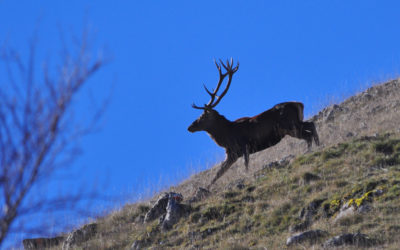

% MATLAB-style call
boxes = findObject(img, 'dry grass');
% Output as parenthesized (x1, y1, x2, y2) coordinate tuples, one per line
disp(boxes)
(71, 134, 400, 249)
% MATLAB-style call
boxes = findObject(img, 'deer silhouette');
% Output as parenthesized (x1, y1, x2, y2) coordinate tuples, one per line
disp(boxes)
(188, 59, 319, 185)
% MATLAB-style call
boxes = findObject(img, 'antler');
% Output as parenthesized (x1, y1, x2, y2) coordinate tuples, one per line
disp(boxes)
(192, 58, 239, 110)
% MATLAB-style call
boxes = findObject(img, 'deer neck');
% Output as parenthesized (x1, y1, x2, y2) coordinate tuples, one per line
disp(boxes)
(205, 114, 233, 148)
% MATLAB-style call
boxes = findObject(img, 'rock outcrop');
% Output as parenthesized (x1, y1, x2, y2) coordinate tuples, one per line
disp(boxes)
(144, 192, 190, 231)
(62, 223, 97, 250)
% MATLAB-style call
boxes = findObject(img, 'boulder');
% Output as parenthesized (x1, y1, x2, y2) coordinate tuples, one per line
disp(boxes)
(323, 233, 374, 247)
(162, 194, 190, 231)
(144, 192, 189, 231)
(144, 193, 170, 223)
(286, 229, 328, 246)
(62, 223, 97, 250)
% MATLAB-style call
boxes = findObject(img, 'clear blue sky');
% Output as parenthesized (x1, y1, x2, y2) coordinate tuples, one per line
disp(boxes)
(2, 0, 400, 246)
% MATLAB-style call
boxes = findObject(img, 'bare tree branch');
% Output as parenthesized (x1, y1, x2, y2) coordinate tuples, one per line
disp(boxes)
(0, 28, 109, 246)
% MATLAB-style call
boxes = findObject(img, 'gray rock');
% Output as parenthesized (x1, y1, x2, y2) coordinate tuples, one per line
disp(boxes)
(286, 229, 328, 246)
(62, 223, 97, 250)
(23, 236, 65, 250)
(323, 233, 374, 247)
(143, 192, 189, 232)
(144, 193, 170, 223)
(161, 195, 184, 231)
(278, 154, 295, 166)
(334, 204, 356, 223)
(262, 154, 294, 170)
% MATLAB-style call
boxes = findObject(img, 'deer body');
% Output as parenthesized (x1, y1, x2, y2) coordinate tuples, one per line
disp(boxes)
(188, 59, 319, 186)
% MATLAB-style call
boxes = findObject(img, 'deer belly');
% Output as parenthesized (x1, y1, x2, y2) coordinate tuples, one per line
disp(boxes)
(249, 134, 282, 153)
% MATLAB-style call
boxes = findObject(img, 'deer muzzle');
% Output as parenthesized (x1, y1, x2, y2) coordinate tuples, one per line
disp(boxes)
(188, 121, 199, 133)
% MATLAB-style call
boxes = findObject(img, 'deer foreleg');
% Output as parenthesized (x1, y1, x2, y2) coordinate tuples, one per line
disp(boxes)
(209, 153, 238, 186)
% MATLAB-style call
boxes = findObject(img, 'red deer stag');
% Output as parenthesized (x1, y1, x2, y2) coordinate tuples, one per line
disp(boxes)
(188, 59, 320, 185)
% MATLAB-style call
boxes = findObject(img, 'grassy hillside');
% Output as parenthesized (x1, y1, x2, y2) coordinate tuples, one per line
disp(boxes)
(36, 78, 400, 249)
(78, 133, 400, 249)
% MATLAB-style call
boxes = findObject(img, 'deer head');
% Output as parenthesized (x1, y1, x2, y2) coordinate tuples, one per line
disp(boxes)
(188, 59, 239, 133)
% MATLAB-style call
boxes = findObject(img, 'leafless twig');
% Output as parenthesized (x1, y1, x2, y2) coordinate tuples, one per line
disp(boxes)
(0, 28, 108, 246)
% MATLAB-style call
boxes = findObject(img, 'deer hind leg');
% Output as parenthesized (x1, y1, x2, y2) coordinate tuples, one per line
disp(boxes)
(244, 145, 250, 171)
(301, 121, 320, 148)
(283, 121, 303, 141)
(209, 152, 238, 186)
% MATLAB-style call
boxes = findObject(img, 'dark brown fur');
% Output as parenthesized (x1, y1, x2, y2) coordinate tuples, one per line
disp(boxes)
(188, 59, 319, 186)
(188, 102, 319, 185)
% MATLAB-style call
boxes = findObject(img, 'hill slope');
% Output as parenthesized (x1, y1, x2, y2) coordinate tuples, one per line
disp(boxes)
(26, 78, 400, 249)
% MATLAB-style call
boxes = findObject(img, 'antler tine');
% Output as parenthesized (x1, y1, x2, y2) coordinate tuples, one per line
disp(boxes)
(233, 61, 240, 72)
(192, 59, 239, 110)
(203, 84, 214, 96)
(219, 59, 228, 71)
(204, 59, 229, 107)
(214, 59, 221, 71)
(219, 58, 237, 73)
(212, 59, 229, 93)
(210, 59, 239, 108)
(191, 103, 206, 110)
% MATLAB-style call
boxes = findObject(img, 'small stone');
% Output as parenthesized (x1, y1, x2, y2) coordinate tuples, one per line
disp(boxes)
(286, 229, 328, 246)
(262, 155, 292, 170)
(323, 232, 374, 247)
